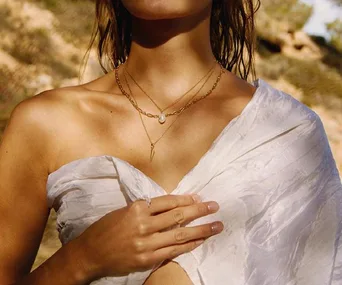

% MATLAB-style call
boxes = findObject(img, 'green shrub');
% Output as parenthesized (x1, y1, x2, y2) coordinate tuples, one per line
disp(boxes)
(257, 53, 342, 106)
(262, 0, 313, 31)
(0, 4, 13, 31)
(0, 66, 30, 120)
(28, 0, 95, 46)
(5, 28, 51, 65)
(326, 19, 342, 53)
(4, 28, 77, 79)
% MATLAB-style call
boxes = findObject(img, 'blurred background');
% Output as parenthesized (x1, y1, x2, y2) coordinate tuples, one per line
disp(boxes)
(0, 0, 341, 270)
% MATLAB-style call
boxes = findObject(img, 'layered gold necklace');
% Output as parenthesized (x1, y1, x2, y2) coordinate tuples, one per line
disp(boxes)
(123, 62, 216, 124)
(115, 61, 224, 124)
(115, 62, 225, 161)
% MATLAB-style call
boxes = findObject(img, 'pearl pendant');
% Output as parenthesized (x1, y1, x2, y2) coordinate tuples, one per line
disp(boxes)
(158, 113, 166, 124)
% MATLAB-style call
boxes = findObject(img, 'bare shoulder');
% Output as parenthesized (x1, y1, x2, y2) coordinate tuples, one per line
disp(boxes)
(217, 70, 257, 116)
(0, 85, 96, 281)
(7, 85, 86, 131)
(2, 85, 92, 169)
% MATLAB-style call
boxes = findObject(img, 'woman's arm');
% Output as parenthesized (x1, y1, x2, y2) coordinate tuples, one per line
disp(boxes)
(11, 238, 93, 285)
(0, 97, 92, 284)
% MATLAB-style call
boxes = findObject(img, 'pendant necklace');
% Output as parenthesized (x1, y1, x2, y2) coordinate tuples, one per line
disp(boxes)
(124, 61, 216, 124)
(115, 61, 224, 126)
(119, 64, 224, 161)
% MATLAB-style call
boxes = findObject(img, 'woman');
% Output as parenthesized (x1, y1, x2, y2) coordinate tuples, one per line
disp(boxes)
(0, 0, 341, 284)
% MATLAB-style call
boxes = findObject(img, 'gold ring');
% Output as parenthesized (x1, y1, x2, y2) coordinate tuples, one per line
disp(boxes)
(145, 198, 151, 208)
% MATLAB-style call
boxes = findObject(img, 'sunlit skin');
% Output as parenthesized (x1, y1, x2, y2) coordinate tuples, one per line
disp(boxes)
(0, 1, 258, 284)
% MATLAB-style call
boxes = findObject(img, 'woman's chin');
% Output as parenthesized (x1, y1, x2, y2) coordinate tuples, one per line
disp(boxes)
(121, 0, 212, 21)
(130, 11, 190, 21)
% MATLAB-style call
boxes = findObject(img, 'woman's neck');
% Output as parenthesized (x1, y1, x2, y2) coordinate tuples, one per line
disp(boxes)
(125, 5, 218, 99)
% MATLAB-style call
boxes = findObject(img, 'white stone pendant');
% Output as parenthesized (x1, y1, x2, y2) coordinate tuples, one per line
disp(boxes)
(158, 113, 166, 124)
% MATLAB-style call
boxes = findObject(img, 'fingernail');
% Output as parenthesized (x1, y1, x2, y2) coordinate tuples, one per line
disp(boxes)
(207, 201, 219, 212)
(211, 222, 223, 233)
(191, 194, 202, 203)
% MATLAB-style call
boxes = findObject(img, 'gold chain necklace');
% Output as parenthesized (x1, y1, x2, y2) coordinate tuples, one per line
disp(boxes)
(123, 67, 221, 161)
(123, 61, 216, 121)
(115, 62, 225, 125)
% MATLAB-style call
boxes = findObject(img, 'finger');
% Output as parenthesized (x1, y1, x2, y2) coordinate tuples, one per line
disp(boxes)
(149, 201, 219, 232)
(148, 194, 200, 215)
(151, 239, 205, 263)
(148, 222, 224, 250)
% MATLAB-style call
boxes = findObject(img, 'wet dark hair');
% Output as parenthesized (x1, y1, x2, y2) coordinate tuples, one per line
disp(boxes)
(87, 0, 261, 81)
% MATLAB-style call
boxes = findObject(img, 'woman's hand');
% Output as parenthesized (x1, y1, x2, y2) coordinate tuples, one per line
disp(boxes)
(75, 194, 223, 281)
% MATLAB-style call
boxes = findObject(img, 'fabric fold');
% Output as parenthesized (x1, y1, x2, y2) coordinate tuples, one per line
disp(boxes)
(46, 78, 342, 285)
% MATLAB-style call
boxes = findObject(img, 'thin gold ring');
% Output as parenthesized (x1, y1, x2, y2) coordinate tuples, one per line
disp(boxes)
(145, 198, 151, 208)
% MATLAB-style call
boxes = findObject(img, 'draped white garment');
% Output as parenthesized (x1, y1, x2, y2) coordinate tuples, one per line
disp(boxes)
(47, 78, 342, 285)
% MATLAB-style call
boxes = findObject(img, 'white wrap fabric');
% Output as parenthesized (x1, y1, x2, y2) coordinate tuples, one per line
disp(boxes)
(47, 78, 342, 285)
